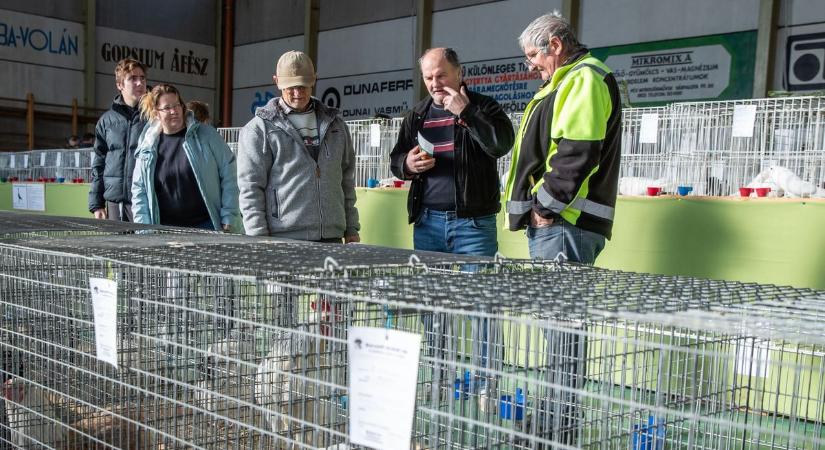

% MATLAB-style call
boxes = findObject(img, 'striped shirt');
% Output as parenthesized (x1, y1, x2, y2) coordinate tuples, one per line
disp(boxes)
(420, 103, 456, 211)
(279, 98, 320, 161)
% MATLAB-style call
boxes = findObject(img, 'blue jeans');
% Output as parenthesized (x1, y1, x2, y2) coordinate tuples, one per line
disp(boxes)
(527, 220, 606, 264)
(414, 209, 498, 392)
(413, 209, 498, 256)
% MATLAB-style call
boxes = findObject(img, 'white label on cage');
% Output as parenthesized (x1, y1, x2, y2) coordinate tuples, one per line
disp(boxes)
(75, 152, 81, 168)
(23, 154, 29, 168)
(711, 161, 725, 179)
(9, 155, 15, 168)
(90, 152, 95, 166)
(735, 338, 769, 378)
(11, 183, 45, 211)
(55, 152, 62, 167)
(348, 327, 421, 450)
(39, 153, 46, 166)
(90, 277, 119, 369)
(731, 104, 757, 138)
(639, 113, 659, 144)
(369, 123, 381, 148)
(760, 159, 778, 172)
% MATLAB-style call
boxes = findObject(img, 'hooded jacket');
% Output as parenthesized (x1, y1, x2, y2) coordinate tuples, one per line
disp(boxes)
(389, 89, 514, 223)
(131, 112, 242, 231)
(88, 95, 146, 212)
(236, 98, 360, 240)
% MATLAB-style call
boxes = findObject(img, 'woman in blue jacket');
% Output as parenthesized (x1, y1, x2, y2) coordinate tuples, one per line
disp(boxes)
(132, 84, 241, 231)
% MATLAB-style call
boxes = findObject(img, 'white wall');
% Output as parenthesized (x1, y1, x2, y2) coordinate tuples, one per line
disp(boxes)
(317, 16, 415, 77)
(581, 0, 759, 48)
(0, 8, 85, 103)
(431, 0, 562, 62)
(230, 35, 304, 126)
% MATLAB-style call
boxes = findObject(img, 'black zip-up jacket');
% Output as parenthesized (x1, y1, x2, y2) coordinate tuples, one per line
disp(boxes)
(88, 95, 146, 212)
(390, 89, 515, 223)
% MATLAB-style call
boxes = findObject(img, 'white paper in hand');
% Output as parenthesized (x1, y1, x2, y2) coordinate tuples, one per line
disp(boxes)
(348, 327, 421, 450)
(417, 132, 435, 156)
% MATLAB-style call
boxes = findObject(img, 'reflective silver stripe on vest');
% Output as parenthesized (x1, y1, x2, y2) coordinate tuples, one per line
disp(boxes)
(537, 188, 615, 221)
(570, 62, 608, 77)
(506, 200, 532, 214)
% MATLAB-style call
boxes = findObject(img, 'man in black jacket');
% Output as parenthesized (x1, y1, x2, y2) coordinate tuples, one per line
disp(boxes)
(88, 58, 148, 221)
(390, 47, 514, 257)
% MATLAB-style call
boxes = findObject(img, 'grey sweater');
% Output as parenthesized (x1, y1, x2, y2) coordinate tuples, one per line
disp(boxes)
(237, 98, 360, 240)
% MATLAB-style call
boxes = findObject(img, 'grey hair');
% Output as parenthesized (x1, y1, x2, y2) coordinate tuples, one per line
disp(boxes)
(518, 10, 582, 54)
(418, 47, 461, 70)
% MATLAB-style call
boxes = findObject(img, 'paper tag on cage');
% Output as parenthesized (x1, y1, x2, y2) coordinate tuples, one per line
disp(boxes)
(735, 338, 770, 378)
(9, 155, 15, 168)
(369, 123, 381, 148)
(639, 113, 659, 144)
(89, 277, 119, 368)
(760, 159, 778, 172)
(90, 152, 95, 166)
(23, 154, 29, 168)
(75, 152, 81, 168)
(39, 153, 46, 166)
(732, 104, 757, 138)
(56, 152, 62, 167)
(348, 327, 421, 450)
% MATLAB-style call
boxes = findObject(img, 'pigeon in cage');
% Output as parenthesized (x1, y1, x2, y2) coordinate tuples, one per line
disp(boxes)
(193, 327, 262, 428)
(255, 326, 342, 449)
(756, 165, 824, 198)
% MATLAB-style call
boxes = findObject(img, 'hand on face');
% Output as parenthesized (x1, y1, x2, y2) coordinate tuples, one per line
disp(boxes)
(442, 85, 469, 116)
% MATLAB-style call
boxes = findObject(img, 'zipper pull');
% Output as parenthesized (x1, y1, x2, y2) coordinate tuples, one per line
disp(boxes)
(316, 166, 321, 178)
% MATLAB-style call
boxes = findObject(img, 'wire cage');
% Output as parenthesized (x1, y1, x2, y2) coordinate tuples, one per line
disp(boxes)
(0, 149, 93, 183)
(2, 222, 824, 450)
(216, 128, 241, 156)
(663, 97, 825, 196)
(347, 117, 403, 187)
(0, 229, 483, 449)
(0, 211, 220, 241)
(618, 107, 673, 195)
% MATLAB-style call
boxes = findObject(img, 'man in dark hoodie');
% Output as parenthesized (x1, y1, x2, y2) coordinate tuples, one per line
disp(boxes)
(88, 58, 148, 221)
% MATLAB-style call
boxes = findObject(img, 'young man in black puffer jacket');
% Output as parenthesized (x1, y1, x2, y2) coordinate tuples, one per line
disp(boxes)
(88, 58, 148, 221)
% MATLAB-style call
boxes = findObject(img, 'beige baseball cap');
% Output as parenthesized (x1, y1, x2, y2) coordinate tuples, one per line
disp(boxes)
(275, 51, 316, 89)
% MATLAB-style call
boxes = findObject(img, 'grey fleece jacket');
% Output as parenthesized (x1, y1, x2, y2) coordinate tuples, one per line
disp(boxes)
(237, 98, 360, 240)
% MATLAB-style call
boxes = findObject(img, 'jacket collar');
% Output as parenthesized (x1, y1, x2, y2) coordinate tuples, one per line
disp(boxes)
(135, 111, 198, 158)
(535, 48, 591, 96)
(256, 97, 338, 127)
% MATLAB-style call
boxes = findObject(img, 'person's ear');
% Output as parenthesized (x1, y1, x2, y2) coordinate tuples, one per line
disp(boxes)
(273, 75, 278, 85)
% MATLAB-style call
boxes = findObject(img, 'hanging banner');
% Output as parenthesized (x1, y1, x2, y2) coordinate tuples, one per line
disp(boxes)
(591, 31, 757, 106)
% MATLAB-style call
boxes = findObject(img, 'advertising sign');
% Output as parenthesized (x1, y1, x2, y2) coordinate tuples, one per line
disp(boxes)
(592, 31, 757, 106)
(0, 8, 84, 68)
(97, 26, 215, 88)
(315, 70, 414, 119)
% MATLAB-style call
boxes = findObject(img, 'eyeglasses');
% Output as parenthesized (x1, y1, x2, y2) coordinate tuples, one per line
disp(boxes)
(158, 103, 182, 113)
(524, 47, 546, 68)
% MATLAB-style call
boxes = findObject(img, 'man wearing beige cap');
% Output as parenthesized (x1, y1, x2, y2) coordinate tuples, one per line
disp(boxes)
(237, 50, 360, 242)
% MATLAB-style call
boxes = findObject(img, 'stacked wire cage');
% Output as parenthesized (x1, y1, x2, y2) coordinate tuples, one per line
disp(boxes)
(619, 107, 673, 194)
(666, 97, 825, 196)
(0, 225, 483, 449)
(217, 128, 241, 156)
(0, 149, 93, 183)
(346, 118, 403, 187)
(3, 218, 824, 449)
